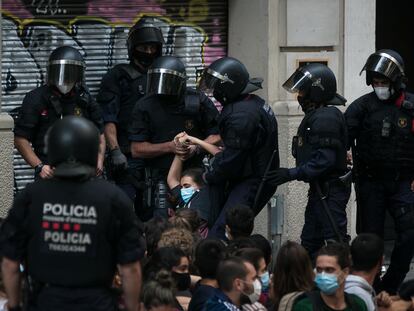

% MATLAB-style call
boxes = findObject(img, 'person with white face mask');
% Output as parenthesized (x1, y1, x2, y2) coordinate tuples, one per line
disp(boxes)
(345, 49, 414, 295)
(203, 257, 261, 311)
(293, 243, 368, 311)
(14, 45, 106, 180)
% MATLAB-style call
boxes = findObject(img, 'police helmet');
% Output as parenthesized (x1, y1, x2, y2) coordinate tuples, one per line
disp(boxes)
(283, 63, 346, 106)
(146, 56, 187, 96)
(198, 57, 262, 105)
(127, 17, 164, 68)
(360, 49, 406, 90)
(45, 116, 100, 178)
(47, 46, 85, 95)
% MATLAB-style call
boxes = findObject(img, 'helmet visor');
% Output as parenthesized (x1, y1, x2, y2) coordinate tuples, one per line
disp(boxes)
(198, 68, 234, 95)
(146, 68, 186, 96)
(360, 53, 404, 82)
(282, 68, 313, 93)
(47, 60, 84, 90)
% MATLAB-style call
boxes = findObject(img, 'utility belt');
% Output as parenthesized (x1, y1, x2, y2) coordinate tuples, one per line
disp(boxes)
(143, 168, 173, 214)
(310, 170, 352, 193)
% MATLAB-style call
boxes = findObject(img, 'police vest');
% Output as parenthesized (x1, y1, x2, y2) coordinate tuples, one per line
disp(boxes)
(33, 88, 94, 160)
(26, 179, 132, 287)
(219, 95, 279, 178)
(114, 64, 146, 153)
(356, 92, 414, 172)
(293, 106, 347, 177)
(142, 92, 205, 172)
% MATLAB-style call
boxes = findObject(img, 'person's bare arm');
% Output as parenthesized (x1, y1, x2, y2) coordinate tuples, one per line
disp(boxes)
(119, 261, 142, 311)
(96, 134, 106, 176)
(14, 136, 42, 168)
(104, 123, 119, 150)
(14, 136, 54, 178)
(167, 156, 183, 189)
(2, 257, 22, 309)
(205, 134, 221, 145)
(184, 135, 221, 156)
(131, 141, 175, 158)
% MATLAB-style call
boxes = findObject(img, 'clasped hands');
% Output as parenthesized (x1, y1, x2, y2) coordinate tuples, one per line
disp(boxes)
(173, 132, 198, 161)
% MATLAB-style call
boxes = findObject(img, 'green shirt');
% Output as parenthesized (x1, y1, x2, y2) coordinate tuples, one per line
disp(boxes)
(292, 293, 368, 311)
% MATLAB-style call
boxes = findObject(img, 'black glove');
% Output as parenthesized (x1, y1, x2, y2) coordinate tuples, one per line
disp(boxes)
(265, 168, 293, 186)
(110, 147, 128, 171)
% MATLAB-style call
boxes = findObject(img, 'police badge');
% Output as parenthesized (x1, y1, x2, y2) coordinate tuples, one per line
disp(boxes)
(74, 106, 82, 117)
(185, 119, 194, 130)
(398, 117, 408, 128)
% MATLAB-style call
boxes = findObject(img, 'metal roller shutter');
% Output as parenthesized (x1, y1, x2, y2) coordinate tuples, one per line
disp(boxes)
(1, 0, 228, 191)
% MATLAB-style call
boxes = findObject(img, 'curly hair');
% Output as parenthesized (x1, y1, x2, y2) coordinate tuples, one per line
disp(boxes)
(158, 227, 194, 259)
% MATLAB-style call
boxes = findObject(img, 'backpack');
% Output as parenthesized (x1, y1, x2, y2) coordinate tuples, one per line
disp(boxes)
(278, 290, 360, 311)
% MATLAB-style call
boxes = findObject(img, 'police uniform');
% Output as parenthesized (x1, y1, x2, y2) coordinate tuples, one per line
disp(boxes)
(207, 94, 279, 238)
(292, 105, 350, 257)
(97, 64, 146, 205)
(345, 91, 414, 293)
(14, 85, 104, 165)
(1, 116, 144, 311)
(129, 88, 219, 217)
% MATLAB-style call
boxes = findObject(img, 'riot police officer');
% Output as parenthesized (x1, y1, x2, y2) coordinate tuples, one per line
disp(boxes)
(1, 116, 145, 311)
(14, 45, 105, 179)
(345, 49, 414, 294)
(97, 18, 164, 215)
(268, 63, 350, 258)
(129, 55, 220, 220)
(197, 57, 279, 239)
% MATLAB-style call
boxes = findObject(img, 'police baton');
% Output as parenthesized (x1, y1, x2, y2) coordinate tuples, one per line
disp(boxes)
(313, 181, 344, 244)
(252, 149, 278, 215)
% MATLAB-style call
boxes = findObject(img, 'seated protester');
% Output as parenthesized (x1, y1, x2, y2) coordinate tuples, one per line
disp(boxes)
(144, 216, 171, 258)
(225, 204, 255, 241)
(170, 209, 202, 238)
(189, 239, 226, 311)
(203, 257, 259, 311)
(234, 248, 268, 307)
(140, 270, 178, 311)
(158, 227, 195, 261)
(270, 241, 315, 311)
(292, 242, 368, 311)
(249, 234, 272, 303)
(167, 155, 211, 238)
(144, 247, 191, 311)
(345, 233, 391, 311)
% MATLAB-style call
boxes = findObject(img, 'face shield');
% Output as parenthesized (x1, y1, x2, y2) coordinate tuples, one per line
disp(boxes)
(146, 68, 186, 96)
(198, 68, 234, 96)
(360, 52, 404, 82)
(282, 68, 313, 94)
(47, 59, 84, 94)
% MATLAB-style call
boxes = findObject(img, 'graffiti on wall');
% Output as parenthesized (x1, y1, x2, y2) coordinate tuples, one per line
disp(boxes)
(1, 0, 227, 110)
(1, 0, 227, 190)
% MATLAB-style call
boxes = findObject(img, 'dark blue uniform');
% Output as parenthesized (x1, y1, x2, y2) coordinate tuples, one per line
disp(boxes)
(97, 63, 147, 210)
(345, 91, 414, 294)
(0, 177, 145, 311)
(206, 94, 279, 239)
(129, 88, 219, 218)
(15, 85, 104, 165)
(291, 105, 350, 258)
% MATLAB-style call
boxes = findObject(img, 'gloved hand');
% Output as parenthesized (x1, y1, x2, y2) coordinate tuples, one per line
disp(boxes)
(110, 147, 128, 171)
(265, 168, 293, 186)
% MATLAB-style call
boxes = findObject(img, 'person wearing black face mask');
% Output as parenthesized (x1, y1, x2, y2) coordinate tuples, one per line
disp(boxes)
(14, 46, 105, 180)
(345, 49, 414, 295)
(97, 17, 164, 219)
(266, 63, 350, 260)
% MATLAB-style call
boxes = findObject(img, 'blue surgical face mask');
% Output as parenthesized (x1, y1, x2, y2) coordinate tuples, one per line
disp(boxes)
(180, 187, 196, 203)
(260, 271, 270, 292)
(314, 272, 339, 295)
